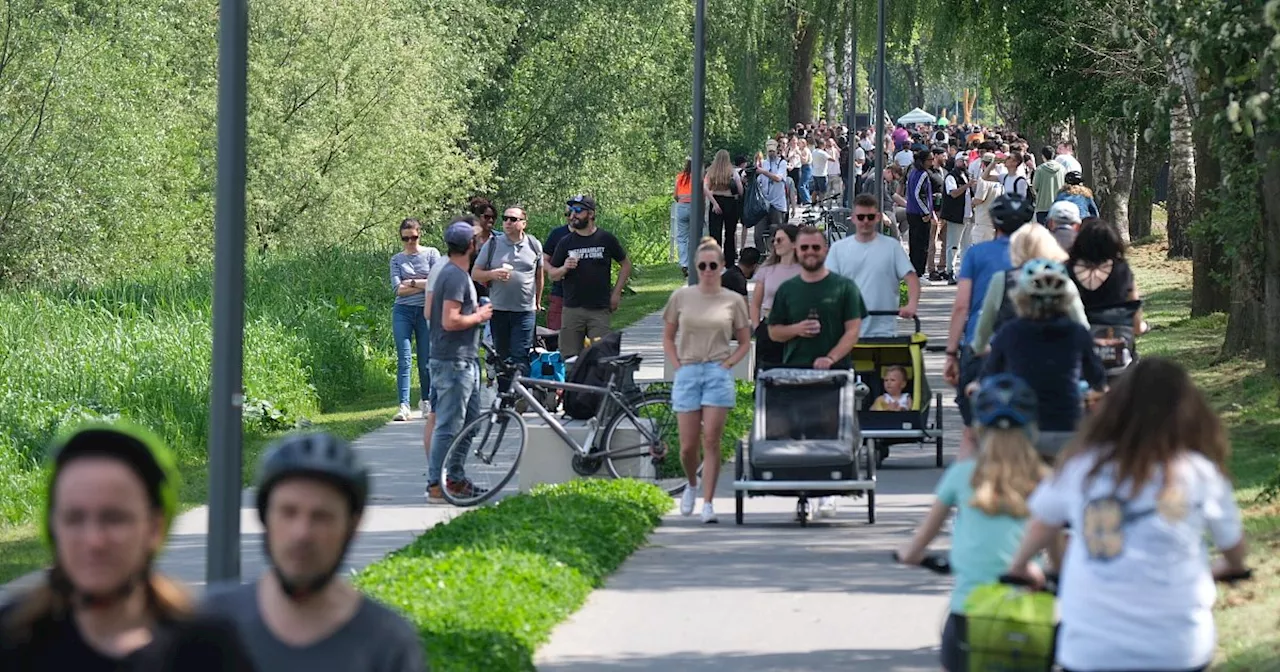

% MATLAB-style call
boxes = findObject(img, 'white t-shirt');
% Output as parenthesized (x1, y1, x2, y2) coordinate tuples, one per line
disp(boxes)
(1055, 153, 1083, 173)
(1029, 451, 1243, 671)
(895, 149, 914, 168)
(824, 233, 914, 337)
(827, 147, 841, 176)
(810, 148, 830, 177)
(860, 138, 875, 153)
(972, 178, 1004, 239)
(1001, 173, 1029, 198)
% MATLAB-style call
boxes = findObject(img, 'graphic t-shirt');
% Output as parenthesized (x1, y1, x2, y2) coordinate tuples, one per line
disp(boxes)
(551, 227, 627, 310)
(661, 286, 750, 364)
(825, 234, 914, 337)
(936, 459, 1031, 614)
(768, 272, 868, 368)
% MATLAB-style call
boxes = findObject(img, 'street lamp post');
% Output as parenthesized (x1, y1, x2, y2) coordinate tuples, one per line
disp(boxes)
(874, 0, 886, 213)
(846, 0, 857, 200)
(689, 0, 706, 286)
(208, 0, 249, 585)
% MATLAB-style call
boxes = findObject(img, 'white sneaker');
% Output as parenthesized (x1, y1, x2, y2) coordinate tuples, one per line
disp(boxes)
(419, 400, 430, 417)
(393, 404, 411, 421)
(680, 482, 699, 516)
(701, 502, 719, 524)
(818, 497, 838, 518)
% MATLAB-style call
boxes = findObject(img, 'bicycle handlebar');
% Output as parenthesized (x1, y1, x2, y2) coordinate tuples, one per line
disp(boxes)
(892, 551, 951, 575)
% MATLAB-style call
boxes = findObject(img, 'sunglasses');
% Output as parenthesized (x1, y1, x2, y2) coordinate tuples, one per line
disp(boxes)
(401, 235, 419, 242)
(798, 244, 824, 252)
(854, 214, 878, 222)
(697, 261, 720, 272)
(569, 205, 590, 213)
(502, 216, 523, 222)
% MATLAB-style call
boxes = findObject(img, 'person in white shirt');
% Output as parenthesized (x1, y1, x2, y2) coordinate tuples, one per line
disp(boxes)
(809, 142, 830, 202)
(826, 193, 921, 338)
(990, 151, 1029, 197)
(895, 145, 915, 169)
(970, 157, 1004, 245)
(1006, 358, 1248, 672)
(1055, 140, 1084, 173)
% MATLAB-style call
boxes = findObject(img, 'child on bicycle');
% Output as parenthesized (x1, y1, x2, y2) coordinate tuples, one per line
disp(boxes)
(975, 258, 1107, 461)
(1006, 357, 1249, 672)
(897, 374, 1050, 672)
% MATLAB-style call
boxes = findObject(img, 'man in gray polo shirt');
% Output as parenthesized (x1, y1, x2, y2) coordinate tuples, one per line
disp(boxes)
(473, 205, 543, 375)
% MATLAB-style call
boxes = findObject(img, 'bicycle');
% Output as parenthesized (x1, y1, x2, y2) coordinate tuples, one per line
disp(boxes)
(798, 192, 850, 245)
(440, 343, 684, 507)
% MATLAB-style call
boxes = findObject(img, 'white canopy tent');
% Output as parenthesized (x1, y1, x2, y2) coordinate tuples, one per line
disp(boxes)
(896, 107, 937, 125)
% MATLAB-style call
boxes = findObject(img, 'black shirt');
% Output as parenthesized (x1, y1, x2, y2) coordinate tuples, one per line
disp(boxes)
(551, 228, 627, 310)
(0, 605, 257, 672)
(721, 266, 748, 296)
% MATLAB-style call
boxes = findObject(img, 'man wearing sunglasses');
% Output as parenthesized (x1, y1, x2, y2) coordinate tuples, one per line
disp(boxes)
(473, 206, 543, 375)
(767, 226, 866, 371)
(826, 193, 920, 338)
(547, 195, 632, 359)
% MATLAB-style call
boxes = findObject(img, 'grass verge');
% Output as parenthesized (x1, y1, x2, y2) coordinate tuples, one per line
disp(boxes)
(354, 479, 671, 672)
(1127, 223, 1280, 668)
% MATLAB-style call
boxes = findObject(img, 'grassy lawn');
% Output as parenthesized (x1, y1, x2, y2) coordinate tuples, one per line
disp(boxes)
(0, 389, 398, 586)
(1127, 209, 1280, 668)
(613, 263, 686, 328)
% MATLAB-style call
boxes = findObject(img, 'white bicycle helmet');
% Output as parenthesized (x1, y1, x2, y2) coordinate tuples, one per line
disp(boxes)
(1018, 258, 1071, 299)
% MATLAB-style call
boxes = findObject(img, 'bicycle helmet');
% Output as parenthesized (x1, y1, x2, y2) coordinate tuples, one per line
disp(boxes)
(974, 374, 1039, 431)
(42, 421, 182, 607)
(1017, 258, 1071, 299)
(991, 193, 1036, 234)
(1064, 170, 1085, 186)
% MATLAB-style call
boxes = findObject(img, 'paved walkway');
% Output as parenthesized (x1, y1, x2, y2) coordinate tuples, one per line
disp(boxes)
(534, 283, 962, 672)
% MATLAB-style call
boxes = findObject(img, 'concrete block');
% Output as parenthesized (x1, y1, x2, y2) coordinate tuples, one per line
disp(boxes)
(663, 347, 754, 382)
(518, 414, 657, 491)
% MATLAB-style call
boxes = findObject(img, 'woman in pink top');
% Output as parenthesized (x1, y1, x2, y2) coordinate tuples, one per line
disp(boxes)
(750, 224, 801, 370)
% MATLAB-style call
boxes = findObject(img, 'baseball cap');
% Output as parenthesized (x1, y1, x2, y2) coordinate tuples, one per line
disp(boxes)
(444, 221, 475, 247)
(765, 139, 779, 151)
(566, 194, 597, 211)
(982, 152, 996, 164)
(1048, 200, 1083, 224)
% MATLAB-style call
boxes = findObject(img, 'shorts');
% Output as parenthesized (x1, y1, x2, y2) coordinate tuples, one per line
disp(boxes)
(812, 176, 828, 193)
(955, 347, 983, 427)
(672, 361, 736, 413)
(941, 613, 967, 672)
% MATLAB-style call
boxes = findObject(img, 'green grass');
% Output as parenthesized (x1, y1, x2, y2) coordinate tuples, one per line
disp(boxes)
(354, 479, 671, 672)
(1126, 219, 1280, 669)
(612, 263, 686, 329)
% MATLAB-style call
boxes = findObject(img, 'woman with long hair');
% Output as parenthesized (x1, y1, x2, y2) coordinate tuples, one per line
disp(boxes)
(663, 237, 752, 524)
(897, 374, 1049, 672)
(1054, 171, 1100, 219)
(1068, 218, 1147, 334)
(389, 218, 441, 422)
(749, 224, 801, 370)
(705, 150, 743, 268)
(1007, 358, 1249, 672)
(674, 157, 695, 276)
(0, 423, 255, 670)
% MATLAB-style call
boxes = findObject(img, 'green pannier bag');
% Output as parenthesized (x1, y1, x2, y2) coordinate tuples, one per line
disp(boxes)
(961, 582, 1057, 671)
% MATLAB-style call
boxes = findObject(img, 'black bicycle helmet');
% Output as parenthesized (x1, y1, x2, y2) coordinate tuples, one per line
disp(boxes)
(255, 432, 369, 522)
(974, 374, 1039, 431)
(1064, 170, 1084, 186)
(991, 193, 1036, 234)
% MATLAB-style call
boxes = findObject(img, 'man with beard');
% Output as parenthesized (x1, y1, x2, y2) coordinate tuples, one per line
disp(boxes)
(548, 194, 632, 358)
(203, 433, 425, 672)
(767, 226, 867, 370)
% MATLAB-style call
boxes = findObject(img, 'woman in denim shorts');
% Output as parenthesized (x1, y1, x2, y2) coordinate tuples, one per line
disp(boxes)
(661, 237, 752, 524)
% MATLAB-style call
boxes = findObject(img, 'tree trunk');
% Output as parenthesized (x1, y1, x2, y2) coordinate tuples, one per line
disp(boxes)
(1128, 127, 1156, 241)
(823, 36, 840, 124)
(1190, 69, 1230, 316)
(1077, 121, 1095, 188)
(1221, 229, 1266, 358)
(909, 44, 925, 109)
(788, 11, 818, 125)
(1095, 121, 1138, 241)
(839, 23, 853, 112)
(1257, 57, 1280, 373)
(1166, 55, 1196, 258)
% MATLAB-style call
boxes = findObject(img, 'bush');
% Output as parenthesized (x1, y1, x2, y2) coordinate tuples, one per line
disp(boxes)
(656, 379, 753, 477)
(525, 195, 673, 267)
(354, 480, 671, 672)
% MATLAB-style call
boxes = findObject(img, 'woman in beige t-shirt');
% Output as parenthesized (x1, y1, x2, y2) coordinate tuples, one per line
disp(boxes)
(662, 237, 751, 524)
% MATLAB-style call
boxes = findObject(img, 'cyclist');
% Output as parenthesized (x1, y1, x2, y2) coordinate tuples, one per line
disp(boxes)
(896, 375, 1048, 672)
(203, 433, 425, 672)
(1007, 358, 1249, 672)
(0, 422, 254, 670)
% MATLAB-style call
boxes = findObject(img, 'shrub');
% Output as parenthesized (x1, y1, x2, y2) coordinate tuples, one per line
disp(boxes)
(355, 479, 671, 672)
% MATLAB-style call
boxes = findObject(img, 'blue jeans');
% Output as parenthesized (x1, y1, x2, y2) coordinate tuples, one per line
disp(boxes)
(392, 303, 430, 406)
(427, 358, 482, 485)
(491, 310, 536, 375)
(675, 201, 692, 268)
(798, 165, 812, 204)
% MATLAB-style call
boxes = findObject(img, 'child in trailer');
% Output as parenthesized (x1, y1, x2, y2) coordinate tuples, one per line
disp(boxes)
(896, 374, 1050, 672)
(871, 365, 913, 411)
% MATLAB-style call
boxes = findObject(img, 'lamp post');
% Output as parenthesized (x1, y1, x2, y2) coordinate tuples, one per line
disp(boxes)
(874, 0, 886, 213)
(208, 0, 249, 584)
(689, 0, 706, 286)
(845, 0, 857, 201)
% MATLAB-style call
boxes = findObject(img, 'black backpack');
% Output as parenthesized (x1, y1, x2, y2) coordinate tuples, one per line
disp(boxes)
(741, 170, 768, 231)
(563, 331, 624, 420)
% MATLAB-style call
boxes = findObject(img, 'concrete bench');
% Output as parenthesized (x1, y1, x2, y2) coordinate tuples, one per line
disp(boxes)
(520, 413, 655, 491)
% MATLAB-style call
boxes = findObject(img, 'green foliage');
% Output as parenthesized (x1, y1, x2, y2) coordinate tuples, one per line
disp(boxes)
(657, 379, 753, 477)
(354, 479, 671, 672)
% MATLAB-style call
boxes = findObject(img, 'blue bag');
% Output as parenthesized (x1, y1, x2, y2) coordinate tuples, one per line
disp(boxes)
(530, 350, 566, 383)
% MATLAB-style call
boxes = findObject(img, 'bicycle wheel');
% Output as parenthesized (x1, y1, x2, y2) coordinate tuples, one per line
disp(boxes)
(441, 409, 526, 507)
(602, 392, 688, 494)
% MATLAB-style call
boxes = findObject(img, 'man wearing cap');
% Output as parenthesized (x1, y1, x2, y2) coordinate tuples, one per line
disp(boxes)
(756, 141, 789, 250)
(1046, 200, 1082, 251)
(548, 195, 632, 359)
(426, 217, 493, 501)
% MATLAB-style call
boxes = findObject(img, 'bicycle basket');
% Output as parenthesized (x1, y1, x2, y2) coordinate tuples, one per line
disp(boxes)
(962, 583, 1057, 672)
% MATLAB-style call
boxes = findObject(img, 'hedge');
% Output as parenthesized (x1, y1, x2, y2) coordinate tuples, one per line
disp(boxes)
(354, 479, 672, 671)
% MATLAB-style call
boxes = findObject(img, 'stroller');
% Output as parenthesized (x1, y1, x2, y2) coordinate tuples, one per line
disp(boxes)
(854, 312, 944, 468)
(1084, 299, 1142, 383)
(733, 368, 876, 526)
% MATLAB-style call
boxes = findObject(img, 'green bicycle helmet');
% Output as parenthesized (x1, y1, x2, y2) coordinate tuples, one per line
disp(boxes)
(42, 421, 182, 551)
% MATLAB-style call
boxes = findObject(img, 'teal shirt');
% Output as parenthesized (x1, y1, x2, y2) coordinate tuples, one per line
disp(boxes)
(936, 459, 1030, 614)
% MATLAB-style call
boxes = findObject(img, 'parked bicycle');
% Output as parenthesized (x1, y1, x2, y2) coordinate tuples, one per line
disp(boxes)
(441, 343, 683, 507)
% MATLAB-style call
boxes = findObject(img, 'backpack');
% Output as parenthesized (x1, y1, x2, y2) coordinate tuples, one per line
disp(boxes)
(991, 268, 1020, 336)
(1015, 175, 1037, 207)
(563, 330, 625, 420)
(741, 170, 769, 231)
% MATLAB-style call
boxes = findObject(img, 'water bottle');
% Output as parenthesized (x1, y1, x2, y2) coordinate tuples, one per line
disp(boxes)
(479, 297, 491, 308)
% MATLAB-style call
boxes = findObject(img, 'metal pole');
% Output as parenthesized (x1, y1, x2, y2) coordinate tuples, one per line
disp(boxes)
(688, 0, 706, 286)
(846, 0, 857, 202)
(874, 0, 886, 213)
(208, 0, 249, 585)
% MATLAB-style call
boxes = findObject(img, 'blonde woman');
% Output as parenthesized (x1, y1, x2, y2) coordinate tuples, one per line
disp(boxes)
(750, 224, 802, 370)
(705, 150, 744, 267)
(663, 237, 751, 524)
(970, 222, 1088, 354)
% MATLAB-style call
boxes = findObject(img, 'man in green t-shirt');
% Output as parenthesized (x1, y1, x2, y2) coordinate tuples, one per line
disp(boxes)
(768, 226, 867, 369)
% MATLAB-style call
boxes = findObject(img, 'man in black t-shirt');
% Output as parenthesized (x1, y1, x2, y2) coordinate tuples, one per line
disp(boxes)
(548, 194, 632, 358)
(720, 246, 760, 297)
